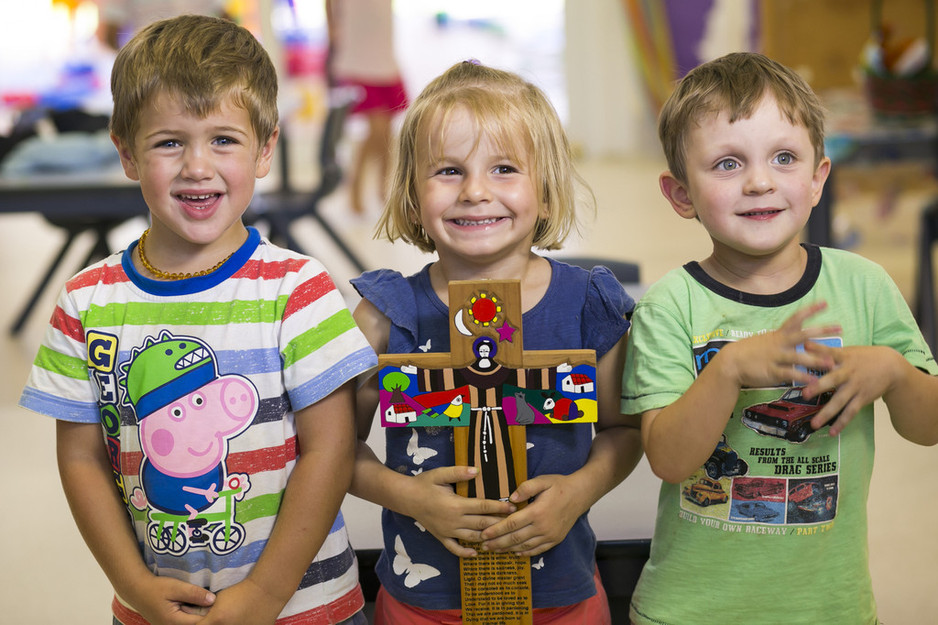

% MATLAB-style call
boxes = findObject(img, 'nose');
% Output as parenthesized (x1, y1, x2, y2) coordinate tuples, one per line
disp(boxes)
(181, 145, 213, 181)
(744, 163, 775, 195)
(459, 172, 491, 203)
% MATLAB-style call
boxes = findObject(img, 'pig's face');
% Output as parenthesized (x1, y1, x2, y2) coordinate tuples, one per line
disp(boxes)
(139, 376, 257, 477)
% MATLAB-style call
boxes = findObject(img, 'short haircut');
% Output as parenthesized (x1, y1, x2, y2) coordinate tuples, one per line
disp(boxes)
(109, 14, 278, 150)
(378, 61, 589, 253)
(658, 52, 826, 184)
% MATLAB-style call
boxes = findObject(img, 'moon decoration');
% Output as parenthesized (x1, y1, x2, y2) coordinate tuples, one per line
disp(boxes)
(454, 309, 473, 336)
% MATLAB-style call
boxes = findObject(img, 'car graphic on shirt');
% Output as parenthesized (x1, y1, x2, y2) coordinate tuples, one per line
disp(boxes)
(741, 387, 834, 443)
(733, 478, 785, 500)
(789, 481, 833, 513)
(682, 476, 729, 507)
(735, 501, 780, 522)
(703, 435, 749, 480)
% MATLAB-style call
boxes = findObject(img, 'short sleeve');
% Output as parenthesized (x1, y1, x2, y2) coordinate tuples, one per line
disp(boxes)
(19, 281, 100, 423)
(351, 268, 420, 349)
(282, 259, 378, 411)
(620, 282, 696, 416)
(869, 263, 938, 374)
(583, 265, 634, 360)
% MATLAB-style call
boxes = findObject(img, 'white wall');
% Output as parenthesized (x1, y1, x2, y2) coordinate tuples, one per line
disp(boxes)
(564, 0, 660, 159)
(564, 0, 756, 160)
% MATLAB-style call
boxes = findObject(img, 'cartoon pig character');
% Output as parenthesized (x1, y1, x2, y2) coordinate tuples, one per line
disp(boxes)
(120, 331, 258, 518)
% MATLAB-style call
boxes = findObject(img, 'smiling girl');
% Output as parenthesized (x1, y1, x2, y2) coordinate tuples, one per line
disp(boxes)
(348, 60, 643, 625)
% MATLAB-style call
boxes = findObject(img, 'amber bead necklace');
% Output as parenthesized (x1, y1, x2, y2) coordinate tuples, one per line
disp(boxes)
(137, 228, 234, 280)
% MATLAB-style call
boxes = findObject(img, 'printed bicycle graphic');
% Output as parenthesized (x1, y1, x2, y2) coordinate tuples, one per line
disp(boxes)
(146, 475, 247, 556)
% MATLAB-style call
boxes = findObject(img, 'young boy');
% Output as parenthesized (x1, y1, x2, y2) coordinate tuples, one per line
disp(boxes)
(18, 15, 376, 625)
(622, 52, 938, 624)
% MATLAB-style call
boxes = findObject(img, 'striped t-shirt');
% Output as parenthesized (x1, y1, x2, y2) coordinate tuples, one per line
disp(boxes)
(20, 228, 377, 624)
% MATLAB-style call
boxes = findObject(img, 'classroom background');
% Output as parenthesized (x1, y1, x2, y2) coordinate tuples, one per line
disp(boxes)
(1, 1, 936, 623)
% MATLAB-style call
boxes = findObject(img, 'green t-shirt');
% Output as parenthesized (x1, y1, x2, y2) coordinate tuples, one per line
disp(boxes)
(622, 245, 936, 625)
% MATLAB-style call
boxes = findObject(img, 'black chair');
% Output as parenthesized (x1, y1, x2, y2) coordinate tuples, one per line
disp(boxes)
(247, 86, 367, 274)
(914, 199, 938, 356)
(596, 538, 651, 622)
(554, 255, 641, 284)
(10, 215, 138, 335)
(355, 548, 382, 605)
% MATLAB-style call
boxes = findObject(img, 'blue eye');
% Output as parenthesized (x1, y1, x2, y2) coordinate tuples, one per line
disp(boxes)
(775, 152, 794, 165)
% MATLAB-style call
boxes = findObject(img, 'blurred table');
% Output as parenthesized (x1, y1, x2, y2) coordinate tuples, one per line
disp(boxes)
(810, 89, 938, 247)
(0, 170, 148, 334)
(0, 170, 146, 219)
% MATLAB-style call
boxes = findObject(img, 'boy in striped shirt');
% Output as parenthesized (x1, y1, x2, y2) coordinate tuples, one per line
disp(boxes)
(19, 14, 376, 625)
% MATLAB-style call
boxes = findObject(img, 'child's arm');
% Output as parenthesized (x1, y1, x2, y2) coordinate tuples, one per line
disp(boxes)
(804, 343, 938, 445)
(478, 334, 643, 557)
(349, 298, 514, 558)
(643, 302, 840, 484)
(201, 382, 358, 624)
(56, 421, 215, 625)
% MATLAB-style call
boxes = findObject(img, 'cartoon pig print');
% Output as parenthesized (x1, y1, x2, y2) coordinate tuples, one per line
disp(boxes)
(120, 331, 258, 518)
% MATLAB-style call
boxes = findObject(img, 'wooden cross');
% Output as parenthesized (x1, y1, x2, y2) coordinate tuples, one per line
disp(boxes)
(377, 279, 597, 624)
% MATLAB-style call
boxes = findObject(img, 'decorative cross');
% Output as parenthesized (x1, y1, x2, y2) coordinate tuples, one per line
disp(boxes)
(378, 279, 597, 624)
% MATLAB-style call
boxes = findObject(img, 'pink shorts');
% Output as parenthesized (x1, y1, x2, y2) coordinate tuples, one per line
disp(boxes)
(340, 78, 408, 115)
(373, 566, 611, 625)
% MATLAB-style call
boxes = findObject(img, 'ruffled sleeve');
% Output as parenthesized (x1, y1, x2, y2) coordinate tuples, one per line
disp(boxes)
(583, 264, 635, 360)
(350, 268, 420, 350)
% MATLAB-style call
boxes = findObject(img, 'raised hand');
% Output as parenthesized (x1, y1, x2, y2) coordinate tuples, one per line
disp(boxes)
(720, 301, 840, 390)
(802, 343, 900, 436)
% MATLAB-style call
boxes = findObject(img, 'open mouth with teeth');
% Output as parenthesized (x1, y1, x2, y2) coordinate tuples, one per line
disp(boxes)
(178, 193, 221, 207)
(740, 209, 782, 218)
(450, 217, 506, 227)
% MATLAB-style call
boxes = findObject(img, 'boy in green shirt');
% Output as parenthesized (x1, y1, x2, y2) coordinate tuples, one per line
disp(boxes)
(622, 52, 938, 624)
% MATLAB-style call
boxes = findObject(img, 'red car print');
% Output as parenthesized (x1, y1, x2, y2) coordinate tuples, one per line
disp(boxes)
(742, 388, 834, 443)
(787, 480, 837, 522)
(734, 478, 785, 500)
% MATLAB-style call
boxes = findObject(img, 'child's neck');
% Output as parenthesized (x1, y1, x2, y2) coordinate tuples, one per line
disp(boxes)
(135, 224, 249, 281)
(700, 243, 807, 295)
(429, 253, 552, 312)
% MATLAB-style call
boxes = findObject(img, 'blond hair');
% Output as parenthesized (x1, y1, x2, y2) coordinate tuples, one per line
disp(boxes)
(109, 14, 278, 150)
(378, 61, 589, 253)
(659, 52, 826, 184)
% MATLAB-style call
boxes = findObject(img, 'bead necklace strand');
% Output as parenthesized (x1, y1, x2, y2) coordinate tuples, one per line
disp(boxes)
(137, 228, 235, 280)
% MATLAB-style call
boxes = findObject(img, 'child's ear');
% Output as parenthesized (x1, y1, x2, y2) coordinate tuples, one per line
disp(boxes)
(659, 171, 696, 220)
(538, 195, 550, 221)
(810, 156, 832, 207)
(111, 133, 140, 182)
(255, 126, 280, 179)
